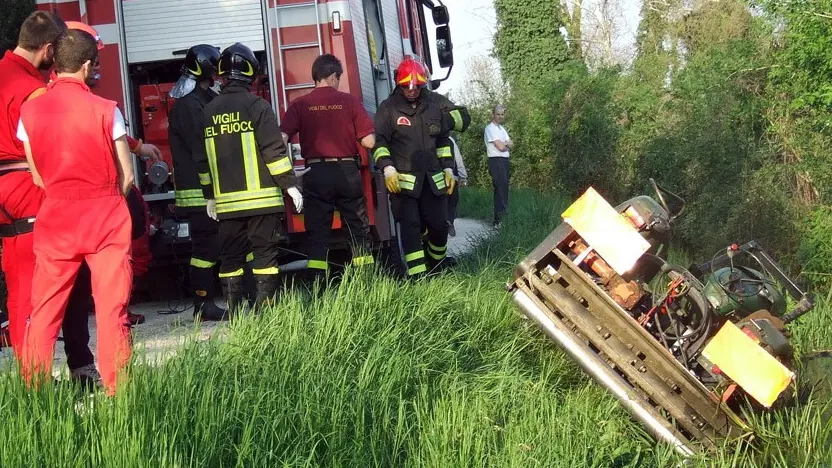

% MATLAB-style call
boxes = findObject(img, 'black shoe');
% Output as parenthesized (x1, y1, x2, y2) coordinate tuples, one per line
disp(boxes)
(427, 256, 458, 276)
(193, 300, 229, 322)
(70, 364, 104, 393)
(127, 310, 145, 326)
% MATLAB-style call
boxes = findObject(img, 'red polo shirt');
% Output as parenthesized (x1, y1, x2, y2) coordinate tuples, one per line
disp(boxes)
(0, 51, 47, 162)
(280, 86, 374, 158)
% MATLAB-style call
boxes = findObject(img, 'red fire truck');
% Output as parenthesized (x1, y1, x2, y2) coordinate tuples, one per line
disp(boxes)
(34, 0, 456, 281)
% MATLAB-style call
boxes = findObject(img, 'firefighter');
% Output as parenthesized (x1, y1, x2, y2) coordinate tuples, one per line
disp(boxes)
(373, 57, 470, 277)
(280, 53, 376, 275)
(0, 11, 102, 387)
(197, 42, 302, 311)
(167, 44, 229, 321)
(19, 28, 135, 395)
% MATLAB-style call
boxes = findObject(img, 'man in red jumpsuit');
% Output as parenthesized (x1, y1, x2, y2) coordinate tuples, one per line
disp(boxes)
(19, 29, 135, 395)
(64, 21, 157, 327)
(0, 11, 102, 387)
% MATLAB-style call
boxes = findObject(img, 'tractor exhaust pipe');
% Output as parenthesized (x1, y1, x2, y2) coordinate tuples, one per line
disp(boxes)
(512, 288, 696, 458)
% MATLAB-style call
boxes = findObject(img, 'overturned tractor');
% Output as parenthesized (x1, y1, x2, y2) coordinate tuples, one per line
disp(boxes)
(507, 180, 815, 456)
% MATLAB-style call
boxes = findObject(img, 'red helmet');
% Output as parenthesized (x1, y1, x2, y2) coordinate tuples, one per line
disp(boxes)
(65, 21, 104, 50)
(395, 57, 428, 90)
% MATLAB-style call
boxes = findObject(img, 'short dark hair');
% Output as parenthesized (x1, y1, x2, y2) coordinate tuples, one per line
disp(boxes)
(54, 30, 98, 74)
(17, 11, 67, 52)
(311, 54, 343, 82)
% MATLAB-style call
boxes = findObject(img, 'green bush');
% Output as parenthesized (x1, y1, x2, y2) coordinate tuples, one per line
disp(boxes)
(798, 206, 832, 286)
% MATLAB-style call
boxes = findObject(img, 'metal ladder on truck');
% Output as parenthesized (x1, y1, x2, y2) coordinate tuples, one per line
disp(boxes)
(273, 0, 324, 112)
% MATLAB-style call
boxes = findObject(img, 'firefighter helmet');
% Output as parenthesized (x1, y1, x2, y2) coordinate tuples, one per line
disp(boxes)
(394, 57, 429, 90)
(181, 44, 220, 80)
(65, 21, 104, 51)
(218, 42, 259, 84)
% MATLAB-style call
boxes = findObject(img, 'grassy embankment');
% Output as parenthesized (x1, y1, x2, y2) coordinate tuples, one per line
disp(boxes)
(0, 187, 829, 467)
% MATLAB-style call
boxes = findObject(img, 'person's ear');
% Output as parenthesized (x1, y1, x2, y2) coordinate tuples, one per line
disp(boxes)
(41, 43, 54, 61)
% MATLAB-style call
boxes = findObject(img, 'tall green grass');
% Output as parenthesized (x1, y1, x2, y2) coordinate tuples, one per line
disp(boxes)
(0, 188, 828, 467)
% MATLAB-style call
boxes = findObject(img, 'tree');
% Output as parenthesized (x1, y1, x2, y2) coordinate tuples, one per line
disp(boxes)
(561, 0, 584, 60)
(493, 0, 572, 87)
(1, 0, 35, 52)
(581, 0, 637, 70)
(451, 54, 508, 109)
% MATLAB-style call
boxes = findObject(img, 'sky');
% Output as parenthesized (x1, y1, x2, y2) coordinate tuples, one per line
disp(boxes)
(427, 0, 644, 97)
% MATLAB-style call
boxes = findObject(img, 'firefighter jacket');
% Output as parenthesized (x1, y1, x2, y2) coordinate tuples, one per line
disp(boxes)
(428, 91, 471, 135)
(372, 88, 469, 197)
(168, 86, 217, 213)
(197, 82, 296, 220)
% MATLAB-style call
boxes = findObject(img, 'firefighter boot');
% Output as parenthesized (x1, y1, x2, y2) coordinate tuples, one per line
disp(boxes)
(192, 265, 229, 321)
(220, 276, 246, 316)
(194, 299, 229, 322)
(253, 274, 280, 313)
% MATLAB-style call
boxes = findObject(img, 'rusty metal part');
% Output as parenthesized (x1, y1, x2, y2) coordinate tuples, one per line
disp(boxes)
(608, 276, 644, 310)
(743, 310, 787, 332)
(510, 248, 752, 455)
(570, 238, 644, 310)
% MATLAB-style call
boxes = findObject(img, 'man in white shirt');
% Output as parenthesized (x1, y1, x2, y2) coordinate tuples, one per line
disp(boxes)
(484, 105, 512, 227)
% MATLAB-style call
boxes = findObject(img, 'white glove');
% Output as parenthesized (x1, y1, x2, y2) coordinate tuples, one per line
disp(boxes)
(206, 199, 218, 221)
(383, 166, 397, 178)
(287, 187, 303, 213)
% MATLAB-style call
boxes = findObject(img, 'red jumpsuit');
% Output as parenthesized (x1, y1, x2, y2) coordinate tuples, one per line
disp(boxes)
(20, 77, 133, 395)
(0, 51, 51, 356)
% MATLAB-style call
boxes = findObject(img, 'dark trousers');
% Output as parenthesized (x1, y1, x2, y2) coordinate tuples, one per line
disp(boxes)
(303, 160, 373, 269)
(63, 262, 95, 371)
(392, 179, 448, 276)
(488, 157, 510, 223)
(218, 214, 279, 277)
(448, 185, 459, 224)
(188, 212, 221, 300)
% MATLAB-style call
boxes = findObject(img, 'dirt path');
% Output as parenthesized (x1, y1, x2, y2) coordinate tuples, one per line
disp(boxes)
(0, 218, 494, 376)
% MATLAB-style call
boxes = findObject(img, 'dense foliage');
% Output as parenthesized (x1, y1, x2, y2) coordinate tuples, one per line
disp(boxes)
(456, 0, 832, 285)
(492, 0, 572, 87)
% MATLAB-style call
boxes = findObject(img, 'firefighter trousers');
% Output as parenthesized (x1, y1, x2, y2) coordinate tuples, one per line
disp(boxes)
(22, 195, 133, 395)
(218, 214, 280, 279)
(187, 212, 221, 301)
(391, 180, 449, 276)
(0, 171, 94, 369)
(303, 161, 374, 270)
